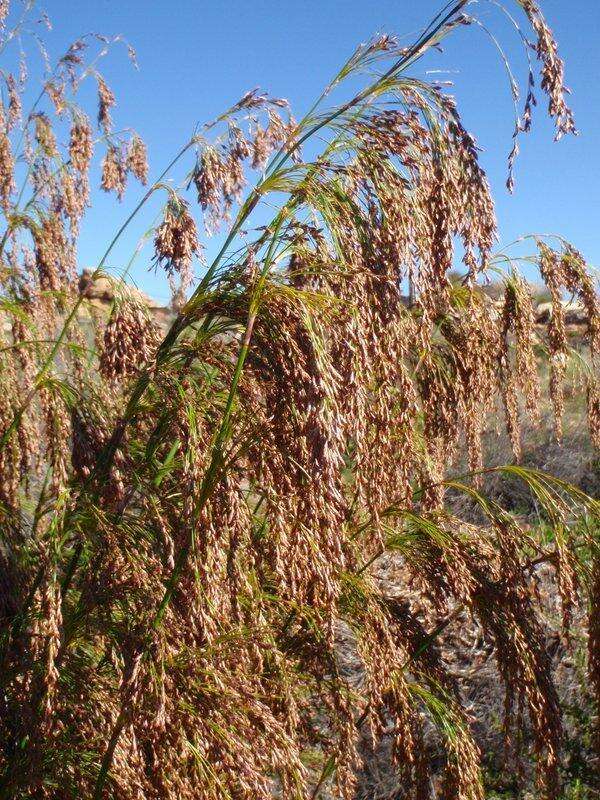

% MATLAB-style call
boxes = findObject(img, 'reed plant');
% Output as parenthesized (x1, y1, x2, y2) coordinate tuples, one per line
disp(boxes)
(0, 1, 598, 798)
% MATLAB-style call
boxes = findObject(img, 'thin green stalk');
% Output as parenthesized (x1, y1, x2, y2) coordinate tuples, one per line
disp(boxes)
(12, 0, 468, 476)
(0, 139, 196, 451)
(21, 9, 475, 791)
(266, 0, 468, 180)
(91, 211, 288, 799)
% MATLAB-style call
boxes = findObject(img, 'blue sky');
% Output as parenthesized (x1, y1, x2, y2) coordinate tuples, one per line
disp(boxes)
(30, 1, 600, 302)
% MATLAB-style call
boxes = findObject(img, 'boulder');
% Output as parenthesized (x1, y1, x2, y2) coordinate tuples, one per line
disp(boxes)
(78, 269, 164, 312)
(535, 300, 587, 325)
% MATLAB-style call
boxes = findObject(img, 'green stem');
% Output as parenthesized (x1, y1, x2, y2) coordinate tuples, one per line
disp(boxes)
(91, 211, 287, 798)
(0, 140, 195, 451)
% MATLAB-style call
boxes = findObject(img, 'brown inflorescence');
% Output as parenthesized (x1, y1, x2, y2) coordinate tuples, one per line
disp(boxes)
(96, 75, 115, 134)
(68, 116, 94, 174)
(0, 4, 598, 800)
(127, 133, 148, 185)
(33, 113, 58, 158)
(518, 1, 577, 140)
(99, 295, 160, 381)
(153, 198, 199, 290)
(6, 74, 21, 131)
(100, 144, 128, 199)
(0, 106, 15, 213)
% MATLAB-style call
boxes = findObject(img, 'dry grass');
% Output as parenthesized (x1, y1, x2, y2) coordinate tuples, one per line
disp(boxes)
(0, 2, 598, 799)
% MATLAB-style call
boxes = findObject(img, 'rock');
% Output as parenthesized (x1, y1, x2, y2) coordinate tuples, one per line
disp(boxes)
(535, 300, 587, 325)
(77, 270, 175, 331)
(78, 270, 114, 303)
(78, 269, 165, 313)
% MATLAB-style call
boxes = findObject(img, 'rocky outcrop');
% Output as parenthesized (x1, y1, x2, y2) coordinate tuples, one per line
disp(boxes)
(535, 299, 588, 325)
(78, 269, 174, 329)
(77, 271, 591, 331)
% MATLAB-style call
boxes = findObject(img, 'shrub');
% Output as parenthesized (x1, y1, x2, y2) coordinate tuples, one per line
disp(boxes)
(0, 1, 598, 798)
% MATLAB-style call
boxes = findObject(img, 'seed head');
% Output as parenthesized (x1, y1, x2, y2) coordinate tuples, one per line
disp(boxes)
(587, 377, 600, 449)
(193, 146, 226, 231)
(0, 122, 15, 214)
(33, 113, 58, 158)
(0, 1, 9, 30)
(96, 75, 115, 134)
(61, 169, 87, 234)
(228, 123, 251, 161)
(100, 296, 160, 381)
(100, 145, 127, 200)
(251, 123, 272, 171)
(6, 74, 21, 130)
(154, 198, 199, 288)
(560, 245, 600, 357)
(520, 1, 577, 139)
(222, 152, 246, 207)
(45, 81, 66, 115)
(33, 213, 70, 291)
(126, 134, 148, 185)
(69, 117, 93, 174)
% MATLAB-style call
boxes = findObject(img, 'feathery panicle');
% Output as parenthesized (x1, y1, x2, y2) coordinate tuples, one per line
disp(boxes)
(69, 116, 94, 174)
(153, 197, 199, 289)
(193, 145, 226, 231)
(589, 546, 600, 763)
(6, 74, 21, 130)
(0, 4, 598, 799)
(0, 1, 9, 30)
(100, 295, 160, 381)
(586, 375, 600, 449)
(251, 122, 272, 170)
(127, 133, 148, 184)
(31, 212, 72, 291)
(97, 75, 115, 133)
(538, 242, 568, 439)
(101, 144, 128, 199)
(0, 107, 15, 214)
(518, 1, 577, 139)
(33, 112, 58, 158)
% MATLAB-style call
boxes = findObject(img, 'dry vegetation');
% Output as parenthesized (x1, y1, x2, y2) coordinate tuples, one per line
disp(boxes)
(0, 1, 599, 799)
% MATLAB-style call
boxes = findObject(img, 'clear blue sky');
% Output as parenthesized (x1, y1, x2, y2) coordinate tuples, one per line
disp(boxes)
(39, 1, 600, 302)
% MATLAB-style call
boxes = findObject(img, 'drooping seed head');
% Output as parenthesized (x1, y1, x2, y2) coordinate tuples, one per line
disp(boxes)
(126, 134, 148, 185)
(96, 75, 115, 134)
(69, 117, 94, 174)
(100, 145, 128, 200)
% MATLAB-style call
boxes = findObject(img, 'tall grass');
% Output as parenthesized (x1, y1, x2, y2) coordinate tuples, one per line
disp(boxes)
(0, 1, 598, 798)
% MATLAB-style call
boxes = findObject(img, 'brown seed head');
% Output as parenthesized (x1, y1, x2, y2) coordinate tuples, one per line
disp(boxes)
(6, 74, 21, 130)
(586, 375, 600, 449)
(519, 0, 577, 139)
(0, 123, 15, 213)
(100, 296, 160, 381)
(32, 212, 71, 291)
(228, 123, 251, 161)
(100, 145, 127, 200)
(154, 198, 199, 288)
(193, 146, 226, 231)
(33, 113, 58, 158)
(69, 117, 93, 174)
(0, 1, 9, 29)
(126, 134, 148, 185)
(97, 75, 115, 134)
(45, 81, 66, 115)
(251, 123, 272, 171)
